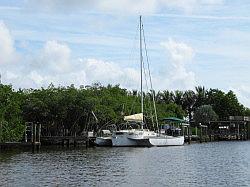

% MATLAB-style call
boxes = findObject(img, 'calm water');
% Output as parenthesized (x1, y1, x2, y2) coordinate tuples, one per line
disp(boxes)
(0, 141, 249, 187)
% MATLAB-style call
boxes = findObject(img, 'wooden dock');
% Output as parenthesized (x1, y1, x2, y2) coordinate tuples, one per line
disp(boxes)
(40, 136, 96, 147)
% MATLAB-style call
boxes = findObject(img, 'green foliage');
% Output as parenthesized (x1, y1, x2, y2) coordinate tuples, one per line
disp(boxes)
(207, 89, 244, 120)
(0, 84, 25, 142)
(0, 83, 249, 142)
(244, 108, 250, 116)
(193, 105, 218, 125)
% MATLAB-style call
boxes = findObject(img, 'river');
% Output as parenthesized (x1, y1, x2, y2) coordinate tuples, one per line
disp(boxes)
(0, 141, 249, 187)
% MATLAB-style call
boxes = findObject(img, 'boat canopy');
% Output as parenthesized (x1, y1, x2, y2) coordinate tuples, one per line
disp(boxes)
(162, 117, 189, 125)
(124, 113, 143, 122)
(102, 130, 111, 134)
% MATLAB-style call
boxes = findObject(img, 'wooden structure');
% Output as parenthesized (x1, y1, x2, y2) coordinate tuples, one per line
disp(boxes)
(25, 122, 41, 151)
(206, 116, 249, 141)
(0, 122, 41, 151)
(189, 116, 250, 143)
(40, 130, 96, 148)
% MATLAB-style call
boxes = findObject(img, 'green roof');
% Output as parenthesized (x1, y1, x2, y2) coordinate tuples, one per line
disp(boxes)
(162, 117, 188, 123)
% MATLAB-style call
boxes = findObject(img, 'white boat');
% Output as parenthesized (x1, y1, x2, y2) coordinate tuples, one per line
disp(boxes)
(112, 16, 185, 147)
(148, 118, 186, 146)
(112, 113, 157, 147)
(95, 130, 112, 146)
(149, 135, 184, 146)
(112, 128, 157, 147)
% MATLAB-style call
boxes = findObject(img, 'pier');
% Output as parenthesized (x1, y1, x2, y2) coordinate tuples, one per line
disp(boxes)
(0, 122, 96, 151)
(185, 116, 250, 143)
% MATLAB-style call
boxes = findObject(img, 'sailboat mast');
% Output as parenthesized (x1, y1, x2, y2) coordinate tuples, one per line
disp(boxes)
(140, 15, 144, 129)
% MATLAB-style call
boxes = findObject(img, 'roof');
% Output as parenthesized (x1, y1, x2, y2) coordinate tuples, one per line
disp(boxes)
(162, 117, 188, 124)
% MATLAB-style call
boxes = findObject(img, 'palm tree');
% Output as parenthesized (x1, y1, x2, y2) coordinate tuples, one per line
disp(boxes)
(195, 86, 207, 108)
(183, 90, 196, 121)
(173, 90, 184, 106)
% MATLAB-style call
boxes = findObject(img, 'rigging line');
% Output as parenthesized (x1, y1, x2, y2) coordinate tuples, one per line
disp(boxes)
(142, 23, 159, 132)
(140, 23, 153, 125)
(142, 44, 155, 128)
(140, 20, 154, 129)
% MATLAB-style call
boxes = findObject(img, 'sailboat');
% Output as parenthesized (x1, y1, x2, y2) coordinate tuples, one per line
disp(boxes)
(112, 16, 157, 147)
(112, 16, 184, 147)
(112, 113, 157, 147)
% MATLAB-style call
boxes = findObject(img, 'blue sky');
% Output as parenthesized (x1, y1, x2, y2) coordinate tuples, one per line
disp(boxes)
(0, 0, 250, 107)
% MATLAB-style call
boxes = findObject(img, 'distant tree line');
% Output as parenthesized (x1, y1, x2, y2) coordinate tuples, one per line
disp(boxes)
(0, 83, 249, 142)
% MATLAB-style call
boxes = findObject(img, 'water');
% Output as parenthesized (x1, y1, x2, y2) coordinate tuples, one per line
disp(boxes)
(0, 141, 249, 187)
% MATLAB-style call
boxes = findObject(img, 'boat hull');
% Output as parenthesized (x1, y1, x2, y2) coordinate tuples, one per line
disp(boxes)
(112, 129, 156, 147)
(112, 134, 138, 147)
(95, 137, 112, 147)
(149, 136, 184, 146)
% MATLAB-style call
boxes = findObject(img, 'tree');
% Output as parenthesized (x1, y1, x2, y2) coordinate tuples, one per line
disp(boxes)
(194, 86, 207, 108)
(173, 90, 184, 106)
(183, 90, 196, 122)
(193, 105, 218, 127)
(0, 84, 25, 142)
(207, 89, 244, 120)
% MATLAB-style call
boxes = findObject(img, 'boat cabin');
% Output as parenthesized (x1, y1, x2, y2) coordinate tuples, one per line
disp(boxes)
(160, 117, 189, 136)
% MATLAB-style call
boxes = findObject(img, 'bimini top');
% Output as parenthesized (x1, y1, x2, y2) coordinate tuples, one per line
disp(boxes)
(124, 113, 143, 122)
(162, 117, 188, 124)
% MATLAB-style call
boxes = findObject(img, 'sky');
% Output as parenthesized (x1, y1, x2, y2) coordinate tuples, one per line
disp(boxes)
(0, 0, 250, 107)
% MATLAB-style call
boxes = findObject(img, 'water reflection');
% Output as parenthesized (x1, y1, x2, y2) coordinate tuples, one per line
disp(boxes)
(0, 142, 249, 186)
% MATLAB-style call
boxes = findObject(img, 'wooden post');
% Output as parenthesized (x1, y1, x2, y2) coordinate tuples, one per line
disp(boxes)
(205, 127, 208, 142)
(38, 124, 41, 143)
(244, 123, 247, 140)
(86, 138, 89, 148)
(38, 123, 41, 151)
(74, 139, 77, 147)
(24, 123, 27, 143)
(31, 123, 34, 143)
(34, 123, 37, 143)
(199, 123, 202, 143)
(188, 127, 191, 144)
(237, 123, 239, 140)
(67, 139, 70, 148)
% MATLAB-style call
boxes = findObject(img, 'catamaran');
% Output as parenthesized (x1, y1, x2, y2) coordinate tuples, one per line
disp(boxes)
(112, 16, 184, 147)
(112, 113, 157, 147)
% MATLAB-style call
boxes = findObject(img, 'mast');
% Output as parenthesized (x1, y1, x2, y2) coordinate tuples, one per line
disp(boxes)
(140, 15, 144, 129)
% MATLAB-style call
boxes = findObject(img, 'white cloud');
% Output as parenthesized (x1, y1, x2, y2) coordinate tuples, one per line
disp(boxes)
(231, 85, 250, 108)
(2, 39, 141, 89)
(3, 37, 196, 92)
(28, 71, 44, 85)
(161, 38, 196, 90)
(0, 21, 16, 64)
(6, 70, 18, 80)
(25, 0, 223, 14)
(79, 58, 140, 88)
(162, 38, 194, 65)
(40, 40, 71, 73)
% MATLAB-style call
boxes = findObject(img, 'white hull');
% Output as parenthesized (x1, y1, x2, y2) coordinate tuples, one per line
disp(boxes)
(95, 137, 112, 146)
(112, 129, 156, 147)
(112, 134, 138, 147)
(149, 136, 184, 146)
